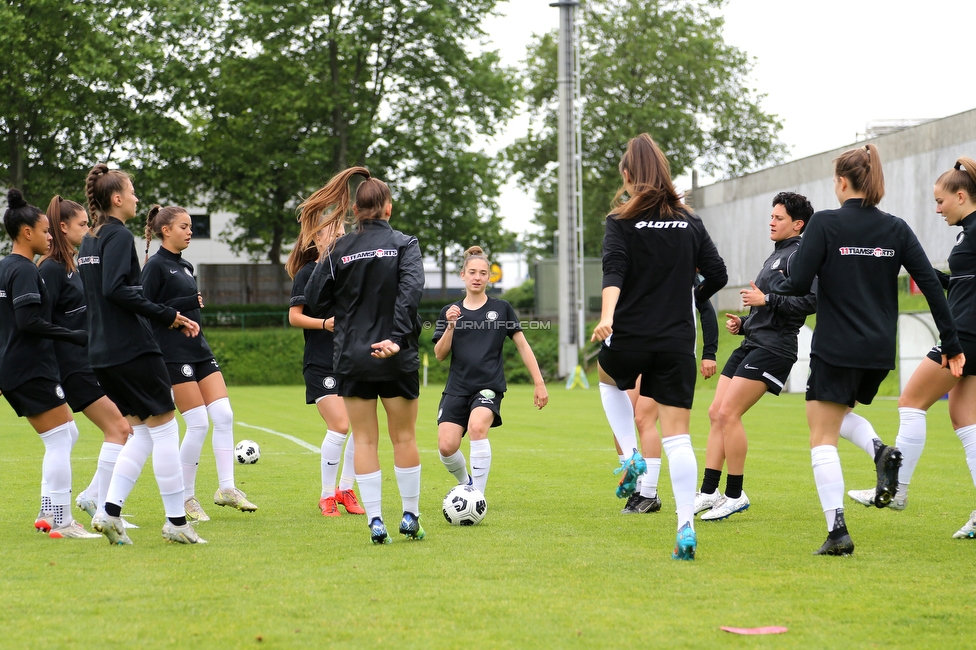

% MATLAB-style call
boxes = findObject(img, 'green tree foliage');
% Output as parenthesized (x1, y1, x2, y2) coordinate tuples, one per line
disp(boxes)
(508, 0, 786, 257)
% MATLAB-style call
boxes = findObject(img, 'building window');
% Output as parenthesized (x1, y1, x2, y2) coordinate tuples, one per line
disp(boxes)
(189, 212, 211, 239)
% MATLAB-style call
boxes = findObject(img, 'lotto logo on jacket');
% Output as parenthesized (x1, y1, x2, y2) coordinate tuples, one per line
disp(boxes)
(341, 249, 399, 264)
(838, 246, 895, 257)
(634, 220, 689, 230)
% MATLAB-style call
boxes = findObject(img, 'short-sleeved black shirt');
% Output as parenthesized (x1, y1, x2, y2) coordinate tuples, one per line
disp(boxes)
(432, 297, 521, 396)
(141, 247, 213, 364)
(0, 255, 61, 391)
(38, 258, 90, 380)
(290, 261, 334, 371)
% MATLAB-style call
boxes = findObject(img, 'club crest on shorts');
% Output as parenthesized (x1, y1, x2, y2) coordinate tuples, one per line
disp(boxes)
(486, 311, 498, 321)
(323, 376, 337, 390)
(181, 364, 193, 377)
(479, 389, 496, 399)
(437, 408, 443, 420)
(55, 384, 65, 400)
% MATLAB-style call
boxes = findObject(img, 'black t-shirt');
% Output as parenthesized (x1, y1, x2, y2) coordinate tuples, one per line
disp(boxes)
(290, 261, 334, 371)
(0, 255, 61, 391)
(432, 297, 521, 396)
(946, 211, 976, 341)
(141, 247, 213, 364)
(38, 258, 90, 380)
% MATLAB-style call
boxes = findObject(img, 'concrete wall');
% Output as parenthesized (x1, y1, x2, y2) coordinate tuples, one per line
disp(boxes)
(695, 108, 976, 311)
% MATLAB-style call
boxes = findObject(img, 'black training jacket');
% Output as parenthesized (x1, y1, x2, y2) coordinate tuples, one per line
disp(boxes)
(141, 247, 213, 364)
(601, 208, 728, 355)
(767, 199, 961, 369)
(304, 219, 424, 381)
(736, 237, 817, 362)
(939, 211, 976, 341)
(695, 275, 718, 361)
(38, 258, 92, 380)
(78, 218, 176, 368)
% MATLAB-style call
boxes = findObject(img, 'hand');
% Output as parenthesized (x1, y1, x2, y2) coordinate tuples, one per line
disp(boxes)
(944, 353, 967, 378)
(445, 304, 462, 325)
(700, 359, 716, 379)
(324, 317, 334, 332)
(590, 318, 613, 342)
(370, 339, 400, 358)
(197, 293, 205, 308)
(180, 319, 200, 337)
(740, 281, 766, 307)
(725, 313, 741, 335)
(534, 383, 549, 410)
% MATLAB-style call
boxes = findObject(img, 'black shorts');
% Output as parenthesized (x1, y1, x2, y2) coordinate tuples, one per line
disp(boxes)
(599, 345, 697, 409)
(805, 355, 889, 407)
(166, 359, 221, 386)
(437, 391, 504, 434)
(2, 377, 67, 418)
(62, 370, 106, 413)
(94, 354, 175, 420)
(339, 372, 420, 400)
(926, 337, 976, 377)
(720, 346, 794, 396)
(304, 366, 340, 404)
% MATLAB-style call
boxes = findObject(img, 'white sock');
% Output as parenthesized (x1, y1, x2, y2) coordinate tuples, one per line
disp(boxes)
(321, 430, 347, 497)
(895, 407, 927, 492)
(812, 445, 845, 530)
(339, 433, 356, 491)
(956, 425, 976, 488)
(106, 424, 152, 509)
(179, 405, 209, 499)
(94, 442, 123, 515)
(357, 470, 383, 522)
(440, 450, 470, 485)
(600, 383, 638, 457)
(207, 397, 236, 490)
(39, 424, 73, 524)
(640, 458, 661, 498)
(839, 412, 881, 458)
(149, 419, 186, 519)
(470, 439, 492, 494)
(67, 419, 80, 448)
(663, 434, 697, 531)
(395, 465, 422, 516)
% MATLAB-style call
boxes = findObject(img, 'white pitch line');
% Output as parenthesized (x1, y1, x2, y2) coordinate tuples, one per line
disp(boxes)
(237, 421, 320, 453)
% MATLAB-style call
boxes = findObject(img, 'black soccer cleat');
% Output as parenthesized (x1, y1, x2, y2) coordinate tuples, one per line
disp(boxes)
(813, 533, 855, 556)
(874, 445, 903, 508)
(634, 495, 662, 513)
(620, 493, 643, 514)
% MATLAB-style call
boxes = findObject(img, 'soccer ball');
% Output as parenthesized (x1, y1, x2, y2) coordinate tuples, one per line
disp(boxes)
(235, 440, 260, 464)
(442, 484, 487, 526)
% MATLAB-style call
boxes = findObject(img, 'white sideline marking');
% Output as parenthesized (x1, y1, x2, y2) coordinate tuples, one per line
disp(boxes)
(237, 421, 320, 453)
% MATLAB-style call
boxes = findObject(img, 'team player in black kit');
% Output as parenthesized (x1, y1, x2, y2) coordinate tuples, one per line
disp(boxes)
(844, 157, 976, 538)
(591, 134, 728, 560)
(696, 192, 816, 521)
(433, 246, 548, 495)
(766, 144, 964, 556)
(142, 205, 258, 521)
(78, 164, 206, 545)
(0, 189, 98, 539)
(302, 167, 426, 544)
(286, 221, 365, 518)
(38, 195, 132, 526)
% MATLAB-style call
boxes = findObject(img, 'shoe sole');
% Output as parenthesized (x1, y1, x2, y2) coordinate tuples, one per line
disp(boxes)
(371, 533, 391, 544)
(875, 448, 903, 508)
(92, 522, 125, 545)
(672, 537, 697, 560)
(701, 502, 750, 521)
(814, 537, 855, 556)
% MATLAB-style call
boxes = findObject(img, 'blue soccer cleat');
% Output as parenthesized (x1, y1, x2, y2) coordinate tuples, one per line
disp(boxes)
(672, 523, 697, 561)
(369, 517, 391, 544)
(398, 512, 426, 540)
(614, 450, 647, 499)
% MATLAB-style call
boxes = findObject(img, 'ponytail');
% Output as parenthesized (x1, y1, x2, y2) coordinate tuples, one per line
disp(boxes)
(834, 144, 885, 207)
(85, 163, 131, 235)
(41, 195, 86, 273)
(935, 157, 976, 199)
(461, 245, 490, 272)
(143, 204, 188, 263)
(3, 188, 43, 240)
(610, 133, 687, 221)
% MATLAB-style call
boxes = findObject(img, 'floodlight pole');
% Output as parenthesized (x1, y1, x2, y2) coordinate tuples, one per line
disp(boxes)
(551, 0, 581, 379)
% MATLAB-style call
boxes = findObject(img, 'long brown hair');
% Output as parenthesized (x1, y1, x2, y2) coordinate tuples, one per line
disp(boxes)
(461, 245, 490, 272)
(143, 204, 188, 262)
(296, 167, 392, 258)
(609, 133, 686, 221)
(41, 195, 86, 273)
(834, 144, 885, 207)
(85, 163, 131, 235)
(285, 223, 324, 279)
(936, 157, 976, 199)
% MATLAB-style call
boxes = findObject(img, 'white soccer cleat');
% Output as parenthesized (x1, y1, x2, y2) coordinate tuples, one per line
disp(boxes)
(952, 510, 976, 539)
(49, 520, 102, 539)
(162, 521, 208, 544)
(694, 490, 722, 515)
(848, 487, 908, 510)
(213, 487, 258, 512)
(75, 492, 97, 518)
(700, 492, 751, 521)
(92, 512, 133, 545)
(184, 496, 211, 522)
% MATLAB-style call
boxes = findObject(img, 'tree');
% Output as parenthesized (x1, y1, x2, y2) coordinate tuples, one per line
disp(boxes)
(508, 0, 787, 257)
(201, 0, 520, 268)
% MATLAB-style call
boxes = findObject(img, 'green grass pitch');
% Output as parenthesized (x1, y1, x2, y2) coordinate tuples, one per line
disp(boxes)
(1, 377, 973, 648)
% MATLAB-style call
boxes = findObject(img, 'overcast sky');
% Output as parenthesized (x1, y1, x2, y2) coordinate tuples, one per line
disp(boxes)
(481, 0, 976, 235)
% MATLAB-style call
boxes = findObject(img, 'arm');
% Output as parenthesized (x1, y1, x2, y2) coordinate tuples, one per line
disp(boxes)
(767, 216, 826, 296)
(901, 225, 963, 365)
(288, 305, 332, 331)
(512, 331, 548, 409)
(305, 255, 336, 320)
(936, 269, 951, 290)
(102, 232, 178, 326)
(693, 228, 728, 304)
(695, 293, 718, 361)
(591, 287, 620, 342)
(433, 305, 458, 362)
(389, 237, 425, 347)
(14, 303, 87, 346)
(593, 219, 627, 342)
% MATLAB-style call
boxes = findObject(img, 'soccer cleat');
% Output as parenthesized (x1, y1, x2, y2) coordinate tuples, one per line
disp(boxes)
(369, 517, 391, 544)
(614, 450, 647, 499)
(319, 495, 340, 517)
(813, 533, 855, 556)
(399, 512, 426, 540)
(75, 492, 97, 518)
(694, 489, 722, 515)
(34, 512, 54, 533)
(847, 487, 908, 510)
(162, 521, 208, 544)
(952, 510, 976, 539)
(214, 487, 258, 512)
(620, 493, 643, 514)
(184, 496, 211, 522)
(335, 488, 365, 514)
(633, 494, 662, 513)
(92, 512, 133, 545)
(672, 523, 697, 560)
(49, 520, 101, 539)
(700, 492, 751, 521)
(874, 445, 903, 508)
